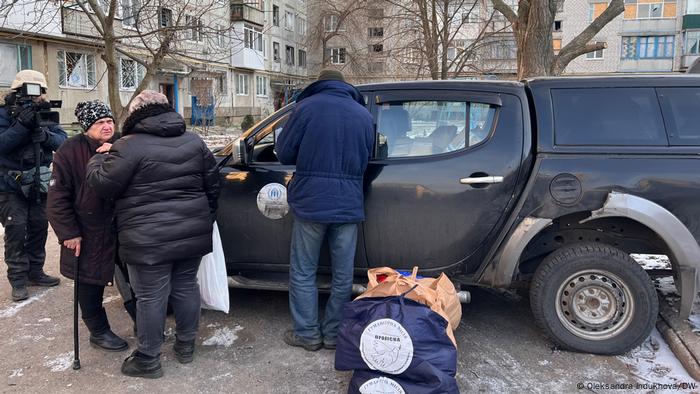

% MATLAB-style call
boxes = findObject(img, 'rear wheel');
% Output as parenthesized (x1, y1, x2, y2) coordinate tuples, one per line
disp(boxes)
(530, 243, 658, 355)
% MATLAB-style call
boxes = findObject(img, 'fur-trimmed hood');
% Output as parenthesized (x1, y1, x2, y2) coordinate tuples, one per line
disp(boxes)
(121, 103, 185, 137)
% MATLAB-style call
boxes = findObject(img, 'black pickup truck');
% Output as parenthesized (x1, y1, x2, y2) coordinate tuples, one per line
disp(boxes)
(216, 76, 700, 355)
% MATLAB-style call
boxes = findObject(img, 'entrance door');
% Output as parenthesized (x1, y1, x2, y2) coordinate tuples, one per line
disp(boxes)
(159, 83, 174, 106)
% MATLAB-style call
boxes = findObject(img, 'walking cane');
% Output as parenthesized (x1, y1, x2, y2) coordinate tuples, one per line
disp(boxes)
(72, 254, 80, 370)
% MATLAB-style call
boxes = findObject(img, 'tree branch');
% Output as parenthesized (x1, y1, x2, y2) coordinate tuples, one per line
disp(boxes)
(490, 0, 518, 25)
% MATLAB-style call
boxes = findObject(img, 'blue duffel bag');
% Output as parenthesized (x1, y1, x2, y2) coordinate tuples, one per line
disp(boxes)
(348, 369, 459, 394)
(335, 289, 457, 386)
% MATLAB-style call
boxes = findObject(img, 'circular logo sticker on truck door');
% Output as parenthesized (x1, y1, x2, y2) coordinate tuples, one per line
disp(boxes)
(360, 318, 414, 375)
(359, 377, 406, 394)
(256, 183, 289, 220)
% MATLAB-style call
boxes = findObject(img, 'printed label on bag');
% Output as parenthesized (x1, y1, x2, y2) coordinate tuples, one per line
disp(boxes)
(360, 318, 414, 375)
(256, 183, 289, 220)
(359, 377, 406, 394)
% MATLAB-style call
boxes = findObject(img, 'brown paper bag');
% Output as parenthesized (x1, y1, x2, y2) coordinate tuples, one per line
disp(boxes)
(358, 267, 462, 347)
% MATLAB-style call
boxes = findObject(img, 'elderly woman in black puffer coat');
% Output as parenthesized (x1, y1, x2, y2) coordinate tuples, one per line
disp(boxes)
(86, 90, 219, 379)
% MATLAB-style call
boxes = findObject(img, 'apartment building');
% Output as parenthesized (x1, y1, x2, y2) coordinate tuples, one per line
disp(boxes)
(559, 0, 692, 73)
(306, 0, 519, 84)
(1, 0, 302, 127)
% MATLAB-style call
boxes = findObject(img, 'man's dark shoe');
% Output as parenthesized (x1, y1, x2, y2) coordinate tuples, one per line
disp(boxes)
(11, 286, 28, 302)
(90, 330, 129, 352)
(322, 338, 337, 350)
(121, 351, 163, 379)
(173, 337, 195, 364)
(283, 329, 322, 351)
(28, 272, 60, 287)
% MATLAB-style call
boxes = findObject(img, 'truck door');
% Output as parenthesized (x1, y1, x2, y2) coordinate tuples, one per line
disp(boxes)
(363, 90, 525, 271)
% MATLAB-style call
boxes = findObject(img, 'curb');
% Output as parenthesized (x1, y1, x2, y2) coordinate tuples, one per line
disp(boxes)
(657, 294, 700, 382)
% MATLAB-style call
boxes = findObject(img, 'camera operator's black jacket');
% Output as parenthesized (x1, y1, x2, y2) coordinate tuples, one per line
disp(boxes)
(0, 98, 67, 192)
(86, 103, 219, 266)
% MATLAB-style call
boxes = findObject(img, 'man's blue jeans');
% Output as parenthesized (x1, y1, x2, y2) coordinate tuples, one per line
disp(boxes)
(289, 219, 357, 344)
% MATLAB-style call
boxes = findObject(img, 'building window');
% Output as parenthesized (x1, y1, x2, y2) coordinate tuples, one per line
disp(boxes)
(368, 62, 385, 73)
(586, 42, 604, 59)
(331, 48, 346, 64)
(217, 25, 227, 47)
(624, 0, 675, 19)
(217, 73, 227, 95)
(244, 25, 264, 52)
(256, 75, 268, 97)
(236, 74, 249, 95)
(273, 42, 280, 62)
(370, 44, 383, 53)
(368, 8, 384, 20)
(297, 17, 307, 35)
(159, 7, 172, 27)
(465, 2, 480, 23)
(186, 15, 203, 41)
(485, 38, 517, 60)
(0, 43, 31, 87)
(324, 14, 345, 32)
(688, 0, 700, 14)
(285, 11, 294, 31)
(119, 58, 145, 90)
(285, 45, 295, 65)
(685, 31, 700, 55)
(122, 0, 140, 27)
(368, 27, 384, 38)
(272, 5, 279, 26)
(553, 20, 563, 32)
(57, 50, 96, 89)
(589, 2, 607, 22)
(622, 36, 674, 59)
(298, 49, 307, 67)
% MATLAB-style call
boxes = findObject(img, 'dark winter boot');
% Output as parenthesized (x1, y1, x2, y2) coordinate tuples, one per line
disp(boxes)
(27, 271, 60, 287)
(11, 286, 28, 302)
(121, 350, 163, 379)
(173, 337, 195, 364)
(83, 311, 128, 352)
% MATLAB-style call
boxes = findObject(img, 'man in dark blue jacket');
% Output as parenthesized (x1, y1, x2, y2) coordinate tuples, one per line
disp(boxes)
(277, 69, 374, 351)
(0, 70, 67, 301)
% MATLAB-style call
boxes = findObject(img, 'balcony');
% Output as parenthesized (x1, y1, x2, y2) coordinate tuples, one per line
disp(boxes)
(61, 5, 102, 38)
(230, 2, 264, 26)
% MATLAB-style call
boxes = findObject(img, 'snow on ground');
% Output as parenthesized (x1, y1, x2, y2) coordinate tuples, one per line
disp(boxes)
(632, 254, 673, 270)
(619, 328, 699, 389)
(202, 325, 243, 347)
(43, 352, 73, 372)
(0, 288, 53, 318)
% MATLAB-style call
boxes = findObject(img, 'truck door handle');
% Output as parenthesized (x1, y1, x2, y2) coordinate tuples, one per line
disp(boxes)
(460, 176, 504, 185)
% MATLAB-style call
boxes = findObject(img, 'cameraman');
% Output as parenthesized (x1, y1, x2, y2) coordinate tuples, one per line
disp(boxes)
(0, 70, 67, 302)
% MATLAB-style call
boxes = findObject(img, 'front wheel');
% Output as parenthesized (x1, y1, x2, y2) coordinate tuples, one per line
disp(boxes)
(530, 243, 658, 355)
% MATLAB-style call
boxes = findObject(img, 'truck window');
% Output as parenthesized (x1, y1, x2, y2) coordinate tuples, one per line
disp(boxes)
(377, 101, 496, 158)
(657, 88, 700, 146)
(552, 88, 667, 146)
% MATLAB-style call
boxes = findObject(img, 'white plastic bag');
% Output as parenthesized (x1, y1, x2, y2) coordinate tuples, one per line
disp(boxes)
(198, 221, 230, 313)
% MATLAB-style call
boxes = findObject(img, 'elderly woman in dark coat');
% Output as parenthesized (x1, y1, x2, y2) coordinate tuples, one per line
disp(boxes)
(86, 90, 219, 379)
(47, 100, 128, 352)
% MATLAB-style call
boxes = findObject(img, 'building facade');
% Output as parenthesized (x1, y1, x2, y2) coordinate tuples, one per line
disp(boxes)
(0, 0, 307, 128)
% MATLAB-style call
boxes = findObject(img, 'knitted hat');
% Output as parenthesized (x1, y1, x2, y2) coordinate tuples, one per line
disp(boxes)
(74, 100, 114, 131)
(128, 90, 169, 114)
(317, 69, 345, 82)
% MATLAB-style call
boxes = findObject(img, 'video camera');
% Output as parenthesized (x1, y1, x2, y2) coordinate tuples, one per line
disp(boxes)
(9, 82, 62, 127)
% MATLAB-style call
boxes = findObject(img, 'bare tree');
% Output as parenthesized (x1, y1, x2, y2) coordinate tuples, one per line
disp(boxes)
(2, 0, 232, 127)
(386, 0, 512, 80)
(491, 0, 624, 78)
(306, 0, 369, 76)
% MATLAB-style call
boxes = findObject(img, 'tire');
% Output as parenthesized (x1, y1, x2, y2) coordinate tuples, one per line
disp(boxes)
(530, 242, 658, 355)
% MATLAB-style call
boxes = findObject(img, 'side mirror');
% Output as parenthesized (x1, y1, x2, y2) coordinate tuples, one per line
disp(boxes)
(230, 136, 249, 166)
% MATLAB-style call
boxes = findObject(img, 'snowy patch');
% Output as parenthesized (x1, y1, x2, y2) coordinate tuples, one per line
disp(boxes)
(9, 369, 23, 378)
(538, 360, 550, 366)
(38, 318, 51, 323)
(101, 295, 120, 304)
(0, 224, 4, 236)
(202, 325, 243, 347)
(654, 277, 679, 297)
(44, 352, 73, 372)
(618, 328, 697, 389)
(210, 372, 232, 381)
(631, 254, 672, 270)
(0, 289, 52, 318)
